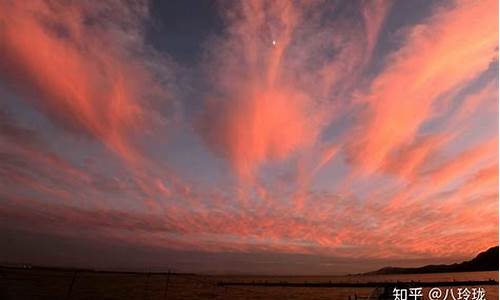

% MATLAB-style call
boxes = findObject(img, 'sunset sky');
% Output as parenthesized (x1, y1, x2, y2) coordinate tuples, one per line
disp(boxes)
(0, 0, 498, 275)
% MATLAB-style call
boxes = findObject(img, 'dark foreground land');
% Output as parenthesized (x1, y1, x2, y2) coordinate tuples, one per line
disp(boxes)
(1, 267, 499, 300)
(365, 246, 499, 275)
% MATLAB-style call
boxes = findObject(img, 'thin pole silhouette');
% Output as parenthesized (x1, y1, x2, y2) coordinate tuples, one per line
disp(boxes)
(65, 271, 78, 300)
(163, 270, 170, 300)
(144, 272, 151, 299)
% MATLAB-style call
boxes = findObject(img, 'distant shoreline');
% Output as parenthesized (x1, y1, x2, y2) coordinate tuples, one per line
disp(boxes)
(2, 246, 497, 277)
(0, 265, 194, 276)
(1, 264, 498, 278)
(360, 246, 499, 276)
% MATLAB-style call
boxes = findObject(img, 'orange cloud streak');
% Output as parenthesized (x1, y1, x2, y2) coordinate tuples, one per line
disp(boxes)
(0, 0, 165, 163)
(349, 0, 498, 174)
(199, 0, 392, 181)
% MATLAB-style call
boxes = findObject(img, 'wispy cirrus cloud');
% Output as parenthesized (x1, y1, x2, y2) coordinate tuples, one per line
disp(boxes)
(0, 0, 497, 273)
(0, 0, 171, 163)
(198, 0, 391, 181)
(347, 0, 498, 174)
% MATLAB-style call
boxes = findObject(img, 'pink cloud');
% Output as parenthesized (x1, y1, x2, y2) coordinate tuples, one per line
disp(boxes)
(0, 0, 169, 163)
(0, 0, 497, 267)
(348, 0, 498, 174)
(198, 0, 391, 181)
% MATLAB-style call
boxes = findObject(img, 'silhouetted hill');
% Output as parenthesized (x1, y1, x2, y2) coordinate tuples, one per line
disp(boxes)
(364, 246, 498, 275)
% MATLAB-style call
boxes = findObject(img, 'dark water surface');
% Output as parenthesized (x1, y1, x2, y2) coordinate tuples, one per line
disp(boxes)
(1, 268, 497, 300)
